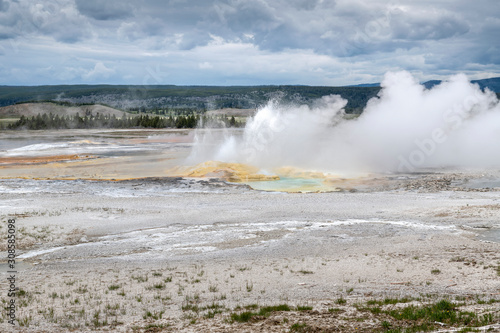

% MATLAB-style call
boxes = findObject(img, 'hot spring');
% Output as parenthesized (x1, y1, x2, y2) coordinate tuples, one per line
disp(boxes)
(183, 71, 500, 191)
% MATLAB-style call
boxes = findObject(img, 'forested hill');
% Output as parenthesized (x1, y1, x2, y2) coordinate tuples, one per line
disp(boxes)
(422, 77, 500, 92)
(0, 85, 380, 114)
(1, 77, 498, 114)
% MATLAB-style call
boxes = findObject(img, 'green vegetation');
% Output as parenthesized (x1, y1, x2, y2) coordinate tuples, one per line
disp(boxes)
(367, 297, 414, 306)
(229, 304, 292, 323)
(358, 299, 498, 332)
(296, 305, 313, 311)
(297, 269, 314, 274)
(336, 297, 347, 305)
(6, 112, 241, 130)
(143, 310, 164, 320)
(290, 322, 311, 332)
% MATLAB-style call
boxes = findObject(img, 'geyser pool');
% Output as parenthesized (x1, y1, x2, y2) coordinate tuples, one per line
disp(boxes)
(244, 177, 333, 192)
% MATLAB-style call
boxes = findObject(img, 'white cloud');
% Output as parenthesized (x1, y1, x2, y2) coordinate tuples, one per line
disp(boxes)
(82, 62, 115, 81)
(198, 62, 213, 69)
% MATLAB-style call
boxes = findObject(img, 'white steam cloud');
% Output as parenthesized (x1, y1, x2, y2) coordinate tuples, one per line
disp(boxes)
(189, 71, 500, 174)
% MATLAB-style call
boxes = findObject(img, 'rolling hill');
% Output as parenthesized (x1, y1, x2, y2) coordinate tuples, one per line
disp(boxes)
(0, 102, 132, 118)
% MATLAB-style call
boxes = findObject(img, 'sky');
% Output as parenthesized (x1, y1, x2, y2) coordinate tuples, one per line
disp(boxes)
(0, 0, 499, 86)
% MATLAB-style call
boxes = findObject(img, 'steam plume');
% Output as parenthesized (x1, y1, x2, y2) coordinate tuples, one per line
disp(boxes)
(189, 71, 500, 174)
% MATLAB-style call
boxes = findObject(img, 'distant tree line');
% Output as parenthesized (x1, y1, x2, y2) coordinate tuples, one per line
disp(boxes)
(7, 113, 241, 130)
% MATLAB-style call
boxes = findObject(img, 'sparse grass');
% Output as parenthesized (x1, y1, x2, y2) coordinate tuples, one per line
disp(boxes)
(328, 308, 344, 313)
(205, 303, 225, 310)
(204, 309, 224, 319)
(152, 283, 165, 290)
(298, 269, 314, 274)
(336, 297, 347, 305)
(75, 286, 88, 294)
(131, 275, 148, 283)
(259, 304, 291, 315)
(296, 305, 313, 311)
(230, 311, 255, 323)
(431, 269, 441, 275)
(18, 315, 32, 327)
(144, 323, 168, 330)
(379, 299, 496, 332)
(91, 310, 107, 327)
(143, 310, 164, 320)
(246, 281, 253, 292)
(229, 304, 292, 323)
(290, 322, 311, 332)
(181, 303, 200, 312)
(366, 297, 414, 306)
(108, 284, 120, 291)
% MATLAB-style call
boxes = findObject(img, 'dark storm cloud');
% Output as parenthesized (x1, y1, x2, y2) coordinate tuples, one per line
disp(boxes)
(200, 0, 340, 53)
(75, 0, 133, 21)
(389, 9, 469, 41)
(0, 0, 91, 42)
(175, 0, 471, 57)
(0, 0, 499, 85)
(0, 0, 10, 12)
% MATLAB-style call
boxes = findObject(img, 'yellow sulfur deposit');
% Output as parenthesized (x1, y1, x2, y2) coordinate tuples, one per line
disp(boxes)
(274, 166, 331, 179)
(169, 161, 280, 182)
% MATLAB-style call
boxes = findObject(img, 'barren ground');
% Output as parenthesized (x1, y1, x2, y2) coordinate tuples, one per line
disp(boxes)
(0, 174, 499, 332)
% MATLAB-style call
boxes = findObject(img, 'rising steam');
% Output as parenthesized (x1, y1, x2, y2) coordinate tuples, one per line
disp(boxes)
(189, 71, 500, 174)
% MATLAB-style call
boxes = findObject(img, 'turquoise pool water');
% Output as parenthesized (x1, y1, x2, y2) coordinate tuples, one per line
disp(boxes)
(244, 177, 336, 192)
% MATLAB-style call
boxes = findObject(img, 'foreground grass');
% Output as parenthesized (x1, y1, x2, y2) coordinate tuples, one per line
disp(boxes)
(225, 298, 498, 332)
(7, 274, 499, 333)
(357, 298, 498, 332)
(229, 304, 293, 322)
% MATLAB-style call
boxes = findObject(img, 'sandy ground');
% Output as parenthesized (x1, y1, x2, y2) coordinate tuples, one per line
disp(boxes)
(0, 173, 499, 332)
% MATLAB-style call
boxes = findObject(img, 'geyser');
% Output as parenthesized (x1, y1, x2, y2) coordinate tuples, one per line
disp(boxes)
(188, 71, 500, 175)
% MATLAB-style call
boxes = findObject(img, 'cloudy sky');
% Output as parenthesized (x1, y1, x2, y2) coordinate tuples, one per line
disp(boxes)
(0, 0, 499, 86)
